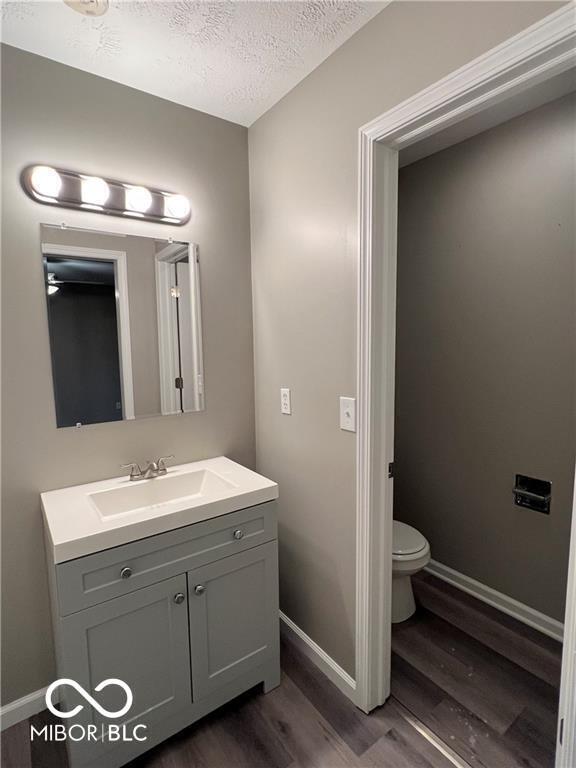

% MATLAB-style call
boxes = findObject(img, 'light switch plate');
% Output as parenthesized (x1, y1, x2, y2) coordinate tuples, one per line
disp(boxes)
(280, 387, 291, 415)
(339, 396, 356, 432)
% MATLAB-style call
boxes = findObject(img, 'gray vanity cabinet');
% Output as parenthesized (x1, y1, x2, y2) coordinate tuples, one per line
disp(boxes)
(46, 501, 280, 768)
(59, 575, 191, 764)
(188, 542, 279, 699)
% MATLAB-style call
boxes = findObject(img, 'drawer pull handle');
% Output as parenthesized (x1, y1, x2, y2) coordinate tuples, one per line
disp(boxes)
(194, 584, 206, 596)
(174, 592, 186, 605)
(120, 567, 133, 580)
(233, 529, 244, 540)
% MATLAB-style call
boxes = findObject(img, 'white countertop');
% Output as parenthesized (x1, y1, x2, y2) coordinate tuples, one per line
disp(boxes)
(41, 456, 278, 563)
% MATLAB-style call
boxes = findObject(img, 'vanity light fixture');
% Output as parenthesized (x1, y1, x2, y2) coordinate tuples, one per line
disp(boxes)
(81, 176, 110, 207)
(125, 185, 153, 215)
(30, 166, 62, 200)
(21, 165, 191, 226)
(164, 194, 191, 221)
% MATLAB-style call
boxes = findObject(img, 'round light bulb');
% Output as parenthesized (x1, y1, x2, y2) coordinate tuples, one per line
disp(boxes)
(164, 194, 190, 220)
(30, 166, 62, 199)
(125, 185, 152, 213)
(81, 176, 109, 206)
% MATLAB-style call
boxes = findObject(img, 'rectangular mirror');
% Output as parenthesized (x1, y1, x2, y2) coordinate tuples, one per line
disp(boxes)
(41, 224, 204, 428)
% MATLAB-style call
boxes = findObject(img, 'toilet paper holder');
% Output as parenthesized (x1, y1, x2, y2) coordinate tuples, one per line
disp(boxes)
(513, 474, 551, 514)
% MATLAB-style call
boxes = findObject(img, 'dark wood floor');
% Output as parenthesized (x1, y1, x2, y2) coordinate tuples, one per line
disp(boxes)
(1, 572, 562, 768)
(393, 572, 562, 768)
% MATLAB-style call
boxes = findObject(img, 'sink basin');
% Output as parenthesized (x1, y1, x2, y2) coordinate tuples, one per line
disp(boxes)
(41, 456, 278, 563)
(90, 469, 237, 519)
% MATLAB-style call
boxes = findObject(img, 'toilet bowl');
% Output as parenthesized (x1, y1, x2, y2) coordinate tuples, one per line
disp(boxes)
(392, 521, 430, 623)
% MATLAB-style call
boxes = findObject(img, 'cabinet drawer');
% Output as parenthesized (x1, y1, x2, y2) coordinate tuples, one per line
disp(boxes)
(56, 501, 277, 615)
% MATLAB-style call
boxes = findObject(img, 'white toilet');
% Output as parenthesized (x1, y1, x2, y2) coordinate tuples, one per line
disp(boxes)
(392, 521, 431, 623)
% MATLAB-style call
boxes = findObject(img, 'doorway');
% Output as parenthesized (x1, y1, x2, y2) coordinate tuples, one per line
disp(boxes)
(390, 90, 574, 767)
(354, 7, 576, 767)
(44, 255, 124, 426)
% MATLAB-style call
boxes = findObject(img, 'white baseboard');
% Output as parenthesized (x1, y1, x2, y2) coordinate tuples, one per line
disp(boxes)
(426, 559, 564, 643)
(0, 686, 48, 731)
(279, 611, 357, 702)
(0, 619, 355, 730)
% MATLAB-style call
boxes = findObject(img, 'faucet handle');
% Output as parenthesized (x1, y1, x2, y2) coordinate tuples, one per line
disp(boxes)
(121, 462, 143, 481)
(157, 455, 175, 475)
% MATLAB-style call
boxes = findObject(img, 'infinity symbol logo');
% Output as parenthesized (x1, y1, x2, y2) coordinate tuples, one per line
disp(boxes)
(46, 679, 133, 719)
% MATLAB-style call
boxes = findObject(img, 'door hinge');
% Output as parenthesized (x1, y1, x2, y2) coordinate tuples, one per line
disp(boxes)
(388, 462, 394, 479)
(175, 377, 184, 390)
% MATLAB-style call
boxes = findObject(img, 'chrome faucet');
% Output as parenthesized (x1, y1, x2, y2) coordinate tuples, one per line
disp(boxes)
(120, 462, 143, 482)
(142, 460, 159, 479)
(121, 455, 175, 481)
(156, 455, 175, 475)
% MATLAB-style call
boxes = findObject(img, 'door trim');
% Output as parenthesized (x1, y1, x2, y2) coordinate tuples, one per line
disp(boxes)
(558, 476, 576, 768)
(155, 243, 204, 415)
(355, 4, 576, 717)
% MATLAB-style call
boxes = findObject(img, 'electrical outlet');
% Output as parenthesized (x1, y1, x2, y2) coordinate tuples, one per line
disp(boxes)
(280, 388, 291, 415)
(339, 396, 356, 432)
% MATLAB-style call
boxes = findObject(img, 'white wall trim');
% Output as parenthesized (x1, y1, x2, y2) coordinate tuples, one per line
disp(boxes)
(42, 242, 136, 421)
(279, 611, 356, 702)
(426, 559, 564, 643)
(187, 244, 205, 412)
(155, 258, 181, 415)
(355, 4, 576, 716)
(361, 4, 576, 146)
(0, 687, 48, 731)
(557, 469, 576, 767)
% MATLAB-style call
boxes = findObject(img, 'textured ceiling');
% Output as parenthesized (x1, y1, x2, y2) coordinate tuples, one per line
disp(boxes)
(1, 1, 386, 125)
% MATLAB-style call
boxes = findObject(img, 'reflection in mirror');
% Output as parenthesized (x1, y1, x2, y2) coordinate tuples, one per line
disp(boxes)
(41, 225, 204, 428)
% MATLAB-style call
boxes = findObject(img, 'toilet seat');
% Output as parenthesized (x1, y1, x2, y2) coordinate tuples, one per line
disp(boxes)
(393, 521, 426, 557)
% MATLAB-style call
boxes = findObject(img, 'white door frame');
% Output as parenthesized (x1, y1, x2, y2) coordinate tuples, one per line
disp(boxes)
(42, 242, 136, 420)
(354, 5, 576, 742)
(184, 244, 205, 413)
(155, 242, 204, 415)
(155, 256, 182, 416)
(558, 472, 576, 767)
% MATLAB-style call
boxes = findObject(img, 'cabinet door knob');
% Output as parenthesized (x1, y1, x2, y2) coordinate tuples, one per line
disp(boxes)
(174, 592, 185, 604)
(233, 529, 244, 540)
(194, 584, 206, 596)
(120, 567, 132, 579)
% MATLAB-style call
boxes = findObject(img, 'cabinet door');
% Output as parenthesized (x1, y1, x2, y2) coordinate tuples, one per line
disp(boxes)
(188, 542, 279, 699)
(59, 574, 191, 758)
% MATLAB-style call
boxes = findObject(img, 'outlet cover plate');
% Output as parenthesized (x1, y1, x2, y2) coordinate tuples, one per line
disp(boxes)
(280, 388, 291, 415)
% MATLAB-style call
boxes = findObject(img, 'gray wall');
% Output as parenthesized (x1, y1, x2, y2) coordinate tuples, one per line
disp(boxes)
(249, 1, 562, 675)
(1, 44, 254, 704)
(395, 94, 576, 621)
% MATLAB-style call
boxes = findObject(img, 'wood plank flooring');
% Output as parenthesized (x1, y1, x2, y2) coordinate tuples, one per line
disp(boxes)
(392, 572, 562, 768)
(1, 572, 562, 768)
